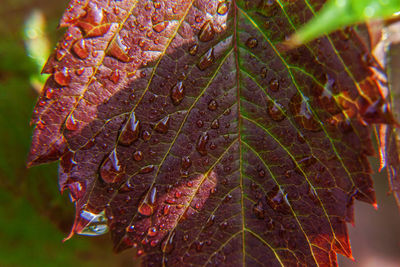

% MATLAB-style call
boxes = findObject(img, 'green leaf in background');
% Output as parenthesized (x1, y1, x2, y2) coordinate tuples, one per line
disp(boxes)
(288, 0, 400, 46)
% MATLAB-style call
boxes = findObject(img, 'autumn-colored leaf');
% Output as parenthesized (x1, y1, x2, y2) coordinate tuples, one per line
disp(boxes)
(28, 0, 397, 266)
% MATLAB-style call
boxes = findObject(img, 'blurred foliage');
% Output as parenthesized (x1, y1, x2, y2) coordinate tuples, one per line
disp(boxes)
(291, 0, 400, 45)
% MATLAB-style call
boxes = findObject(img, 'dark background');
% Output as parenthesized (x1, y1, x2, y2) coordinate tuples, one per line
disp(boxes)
(0, 1, 398, 266)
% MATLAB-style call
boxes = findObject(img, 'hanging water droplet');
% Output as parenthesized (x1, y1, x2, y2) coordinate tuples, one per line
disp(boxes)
(197, 48, 214, 71)
(170, 81, 184, 105)
(267, 101, 285, 121)
(198, 20, 215, 42)
(72, 39, 89, 59)
(119, 113, 140, 145)
(65, 114, 79, 131)
(189, 44, 199, 56)
(196, 132, 209, 156)
(54, 67, 71, 86)
(217, 2, 229, 15)
(154, 116, 170, 134)
(77, 210, 109, 236)
(100, 149, 123, 183)
(246, 37, 258, 49)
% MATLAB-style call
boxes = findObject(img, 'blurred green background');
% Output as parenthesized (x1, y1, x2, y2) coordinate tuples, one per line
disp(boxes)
(0, 0, 398, 266)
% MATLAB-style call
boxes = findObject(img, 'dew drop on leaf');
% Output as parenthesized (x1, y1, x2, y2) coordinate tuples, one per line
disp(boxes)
(246, 37, 258, 49)
(54, 67, 71, 86)
(78, 210, 109, 236)
(100, 149, 123, 183)
(153, 21, 169, 33)
(199, 20, 215, 42)
(269, 78, 279, 92)
(196, 132, 209, 156)
(217, 2, 229, 15)
(171, 81, 185, 105)
(267, 101, 285, 122)
(189, 44, 199, 55)
(65, 114, 79, 131)
(208, 99, 218, 111)
(119, 113, 140, 145)
(72, 39, 89, 59)
(154, 115, 170, 133)
(162, 231, 175, 254)
(133, 150, 143, 161)
(197, 48, 215, 71)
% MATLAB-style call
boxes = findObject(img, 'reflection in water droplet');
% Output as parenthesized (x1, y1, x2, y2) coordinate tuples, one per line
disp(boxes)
(196, 132, 209, 156)
(171, 81, 185, 106)
(197, 48, 215, 71)
(154, 116, 170, 133)
(267, 101, 285, 121)
(246, 37, 258, 49)
(119, 113, 140, 145)
(54, 67, 71, 86)
(199, 20, 215, 42)
(78, 210, 108, 236)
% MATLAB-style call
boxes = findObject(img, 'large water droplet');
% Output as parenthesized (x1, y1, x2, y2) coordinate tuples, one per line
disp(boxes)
(78, 210, 109, 236)
(171, 81, 184, 105)
(54, 67, 71, 86)
(100, 149, 124, 183)
(198, 20, 215, 42)
(72, 39, 89, 59)
(196, 132, 209, 156)
(154, 116, 170, 134)
(267, 101, 285, 121)
(107, 34, 132, 62)
(119, 113, 140, 145)
(197, 48, 214, 71)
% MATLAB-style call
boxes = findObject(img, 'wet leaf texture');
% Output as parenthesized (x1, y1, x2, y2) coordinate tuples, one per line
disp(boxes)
(28, 0, 396, 266)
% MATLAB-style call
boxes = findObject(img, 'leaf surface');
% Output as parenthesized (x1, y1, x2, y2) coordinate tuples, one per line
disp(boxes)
(28, 0, 396, 266)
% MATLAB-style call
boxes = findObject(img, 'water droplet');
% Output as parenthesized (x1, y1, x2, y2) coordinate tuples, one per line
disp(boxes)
(196, 132, 209, 156)
(171, 81, 185, 105)
(139, 165, 155, 174)
(77, 210, 108, 236)
(219, 221, 228, 229)
(76, 67, 85, 76)
(211, 119, 220, 129)
(100, 149, 123, 183)
(107, 34, 132, 62)
(189, 44, 199, 55)
(72, 39, 89, 59)
(205, 214, 215, 228)
(154, 116, 170, 133)
(197, 48, 214, 71)
(163, 204, 171, 215)
(65, 114, 79, 131)
(54, 67, 71, 86)
(217, 2, 229, 15)
(153, 21, 169, 33)
(198, 20, 215, 42)
(267, 101, 285, 121)
(181, 156, 192, 169)
(246, 37, 258, 48)
(109, 69, 120, 84)
(67, 179, 86, 202)
(133, 150, 143, 161)
(175, 191, 182, 198)
(45, 88, 55, 99)
(56, 49, 66, 61)
(208, 99, 218, 111)
(147, 226, 158, 237)
(253, 201, 265, 219)
(142, 130, 151, 141)
(269, 78, 279, 92)
(138, 201, 153, 217)
(196, 120, 204, 128)
(119, 113, 140, 145)
(266, 187, 284, 211)
(162, 231, 175, 254)
(289, 93, 321, 132)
